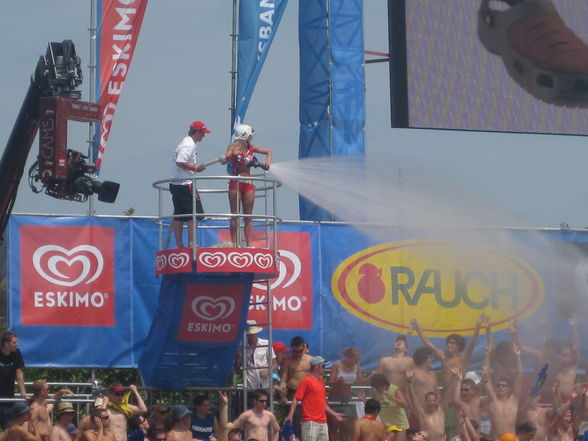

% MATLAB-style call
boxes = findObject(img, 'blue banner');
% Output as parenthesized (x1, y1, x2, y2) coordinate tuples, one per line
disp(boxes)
(234, 0, 289, 128)
(298, 0, 366, 220)
(8, 215, 588, 373)
(138, 273, 253, 389)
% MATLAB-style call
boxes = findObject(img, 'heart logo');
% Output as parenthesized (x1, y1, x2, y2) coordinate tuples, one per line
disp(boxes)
(228, 252, 253, 268)
(32, 245, 104, 287)
(254, 253, 273, 269)
(168, 252, 190, 269)
(155, 255, 167, 271)
(199, 252, 227, 268)
(191, 296, 236, 321)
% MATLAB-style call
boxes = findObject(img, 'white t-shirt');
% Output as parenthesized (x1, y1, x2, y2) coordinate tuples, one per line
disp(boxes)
(244, 337, 276, 389)
(171, 135, 198, 184)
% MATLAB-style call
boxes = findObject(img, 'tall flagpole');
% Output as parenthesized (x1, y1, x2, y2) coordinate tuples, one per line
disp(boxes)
(88, 0, 97, 216)
(230, 0, 238, 135)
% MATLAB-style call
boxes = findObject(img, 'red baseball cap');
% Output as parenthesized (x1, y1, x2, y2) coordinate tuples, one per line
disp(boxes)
(189, 121, 211, 134)
(272, 341, 288, 353)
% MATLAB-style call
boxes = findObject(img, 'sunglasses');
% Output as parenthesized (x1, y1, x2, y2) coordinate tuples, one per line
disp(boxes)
(112, 392, 125, 397)
(157, 410, 168, 414)
(156, 438, 167, 441)
(497, 383, 510, 388)
(100, 415, 110, 420)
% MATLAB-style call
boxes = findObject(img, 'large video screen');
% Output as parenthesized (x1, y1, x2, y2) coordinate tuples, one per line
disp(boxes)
(391, 0, 588, 135)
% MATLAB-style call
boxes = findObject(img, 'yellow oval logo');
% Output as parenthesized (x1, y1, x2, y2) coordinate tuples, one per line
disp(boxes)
(332, 240, 544, 336)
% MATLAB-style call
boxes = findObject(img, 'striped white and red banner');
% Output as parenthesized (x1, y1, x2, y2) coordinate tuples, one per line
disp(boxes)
(94, 0, 148, 173)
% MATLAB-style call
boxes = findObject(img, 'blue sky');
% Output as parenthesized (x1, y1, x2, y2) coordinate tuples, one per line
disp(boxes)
(1, 1, 588, 228)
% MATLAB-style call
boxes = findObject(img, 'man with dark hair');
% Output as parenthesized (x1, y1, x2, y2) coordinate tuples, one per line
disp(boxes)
(191, 392, 227, 441)
(377, 335, 414, 394)
(229, 390, 279, 441)
(286, 356, 345, 441)
(411, 317, 483, 396)
(406, 370, 445, 441)
(370, 374, 409, 436)
(0, 331, 26, 428)
(169, 120, 210, 249)
(515, 422, 537, 441)
(280, 336, 312, 399)
(409, 347, 438, 411)
(351, 399, 387, 441)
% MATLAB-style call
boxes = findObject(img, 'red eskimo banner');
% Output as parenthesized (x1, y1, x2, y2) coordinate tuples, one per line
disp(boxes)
(94, 0, 148, 172)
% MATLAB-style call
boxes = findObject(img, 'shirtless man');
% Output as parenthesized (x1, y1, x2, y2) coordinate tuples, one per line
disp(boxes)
(351, 399, 388, 441)
(481, 343, 522, 440)
(106, 384, 147, 441)
(518, 392, 556, 441)
(50, 402, 77, 441)
(229, 390, 279, 441)
(455, 375, 484, 425)
(82, 408, 116, 441)
(167, 405, 193, 441)
(30, 380, 74, 441)
(6, 402, 42, 441)
(511, 316, 579, 401)
(377, 336, 414, 394)
(411, 316, 482, 398)
(407, 369, 445, 441)
(280, 336, 313, 399)
(408, 347, 438, 410)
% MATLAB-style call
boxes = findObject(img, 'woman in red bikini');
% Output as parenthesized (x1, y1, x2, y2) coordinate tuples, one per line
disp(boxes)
(225, 124, 272, 247)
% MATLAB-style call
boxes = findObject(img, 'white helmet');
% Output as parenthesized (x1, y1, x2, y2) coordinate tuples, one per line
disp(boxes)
(234, 124, 255, 140)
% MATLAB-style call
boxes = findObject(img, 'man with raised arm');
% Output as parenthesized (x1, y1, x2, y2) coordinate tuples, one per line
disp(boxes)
(105, 384, 147, 441)
(411, 316, 483, 397)
(377, 336, 414, 394)
(29, 380, 74, 441)
(511, 315, 580, 402)
(481, 341, 523, 440)
(229, 390, 279, 441)
(406, 369, 447, 441)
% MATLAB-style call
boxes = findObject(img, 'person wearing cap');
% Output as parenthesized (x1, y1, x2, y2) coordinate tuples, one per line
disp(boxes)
(29, 380, 74, 441)
(49, 402, 77, 441)
(167, 405, 193, 441)
(0, 331, 27, 428)
(225, 124, 272, 247)
(170, 120, 211, 249)
(106, 384, 147, 441)
(82, 407, 115, 441)
(244, 320, 276, 389)
(5, 402, 41, 441)
(285, 356, 345, 441)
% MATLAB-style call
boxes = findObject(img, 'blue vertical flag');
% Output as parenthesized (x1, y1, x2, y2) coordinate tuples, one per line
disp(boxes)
(234, 0, 289, 128)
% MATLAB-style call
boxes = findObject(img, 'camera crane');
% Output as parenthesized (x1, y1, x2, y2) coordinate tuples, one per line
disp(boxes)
(0, 40, 119, 240)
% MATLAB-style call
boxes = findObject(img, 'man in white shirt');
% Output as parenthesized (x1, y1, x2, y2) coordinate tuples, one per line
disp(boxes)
(170, 121, 210, 248)
(244, 320, 276, 389)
